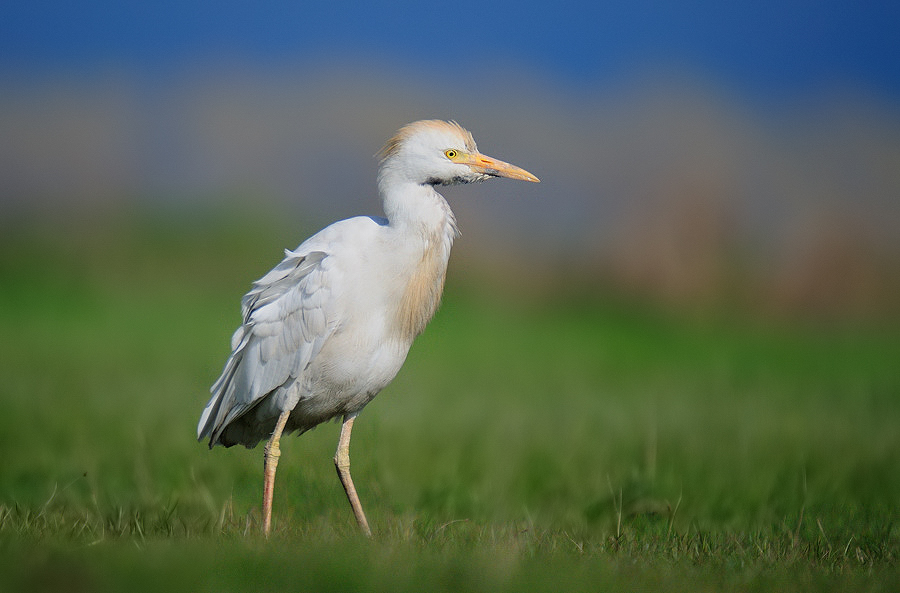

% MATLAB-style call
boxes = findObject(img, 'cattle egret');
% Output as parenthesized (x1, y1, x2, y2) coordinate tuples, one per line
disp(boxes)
(197, 120, 539, 536)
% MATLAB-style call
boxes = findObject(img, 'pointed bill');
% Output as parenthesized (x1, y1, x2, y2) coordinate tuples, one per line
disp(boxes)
(461, 152, 540, 183)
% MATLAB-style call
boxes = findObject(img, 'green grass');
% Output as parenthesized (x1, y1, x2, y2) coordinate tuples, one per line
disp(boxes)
(1, 211, 898, 591)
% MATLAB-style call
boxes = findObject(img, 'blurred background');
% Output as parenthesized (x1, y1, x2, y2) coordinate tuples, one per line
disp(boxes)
(2, 5, 900, 584)
(2, 0, 899, 320)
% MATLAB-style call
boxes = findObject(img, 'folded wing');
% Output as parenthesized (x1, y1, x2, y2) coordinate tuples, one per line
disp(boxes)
(197, 249, 334, 446)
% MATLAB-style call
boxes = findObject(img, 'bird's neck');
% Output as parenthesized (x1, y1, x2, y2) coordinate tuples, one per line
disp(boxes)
(378, 174, 459, 342)
(378, 175, 458, 240)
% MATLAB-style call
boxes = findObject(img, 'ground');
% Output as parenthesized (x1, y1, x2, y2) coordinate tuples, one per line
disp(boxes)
(0, 211, 897, 592)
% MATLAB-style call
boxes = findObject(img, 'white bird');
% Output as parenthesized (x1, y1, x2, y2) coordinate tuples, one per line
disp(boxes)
(197, 120, 539, 536)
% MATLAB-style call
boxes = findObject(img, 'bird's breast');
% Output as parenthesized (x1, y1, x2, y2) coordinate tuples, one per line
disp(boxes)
(391, 232, 452, 343)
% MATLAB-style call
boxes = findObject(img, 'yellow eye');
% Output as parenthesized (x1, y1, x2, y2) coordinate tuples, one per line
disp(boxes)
(444, 149, 459, 160)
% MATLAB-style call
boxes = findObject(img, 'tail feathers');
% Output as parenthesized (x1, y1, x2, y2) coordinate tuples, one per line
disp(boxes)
(198, 322, 254, 446)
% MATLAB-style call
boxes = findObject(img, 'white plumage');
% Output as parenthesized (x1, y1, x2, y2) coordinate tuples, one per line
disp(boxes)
(198, 120, 539, 536)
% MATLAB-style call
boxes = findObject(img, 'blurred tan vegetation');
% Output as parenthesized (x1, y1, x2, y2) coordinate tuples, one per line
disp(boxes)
(2, 67, 898, 322)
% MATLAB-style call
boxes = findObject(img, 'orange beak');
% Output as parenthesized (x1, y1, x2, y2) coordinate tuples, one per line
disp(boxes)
(460, 152, 540, 183)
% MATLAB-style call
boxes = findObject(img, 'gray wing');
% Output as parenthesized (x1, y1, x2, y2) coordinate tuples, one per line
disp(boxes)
(197, 249, 333, 447)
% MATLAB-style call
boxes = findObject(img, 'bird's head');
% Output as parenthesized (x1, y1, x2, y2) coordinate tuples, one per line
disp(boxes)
(378, 120, 539, 187)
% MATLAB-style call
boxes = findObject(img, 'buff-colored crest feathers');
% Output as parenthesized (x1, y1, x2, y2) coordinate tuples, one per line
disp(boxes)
(378, 120, 477, 161)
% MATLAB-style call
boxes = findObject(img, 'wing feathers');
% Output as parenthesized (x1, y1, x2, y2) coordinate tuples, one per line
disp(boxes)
(197, 250, 333, 445)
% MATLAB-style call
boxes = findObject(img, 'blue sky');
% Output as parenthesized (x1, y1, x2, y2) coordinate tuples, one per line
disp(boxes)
(2, 1, 899, 102)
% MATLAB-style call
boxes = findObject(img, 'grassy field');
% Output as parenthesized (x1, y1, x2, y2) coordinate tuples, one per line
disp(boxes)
(0, 210, 898, 592)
